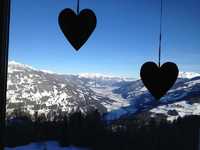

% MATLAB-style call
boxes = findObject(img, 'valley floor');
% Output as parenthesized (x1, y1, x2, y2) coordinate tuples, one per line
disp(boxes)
(91, 86, 130, 111)
(5, 141, 90, 150)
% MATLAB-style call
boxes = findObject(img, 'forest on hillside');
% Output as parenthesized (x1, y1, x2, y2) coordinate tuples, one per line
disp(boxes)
(5, 109, 199, 150)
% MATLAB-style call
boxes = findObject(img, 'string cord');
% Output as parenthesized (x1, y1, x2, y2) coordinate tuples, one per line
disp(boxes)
(158, 0, 163, 67)
(77, 0, 80, 14)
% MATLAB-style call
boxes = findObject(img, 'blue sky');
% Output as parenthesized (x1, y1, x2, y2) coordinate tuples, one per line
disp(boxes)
(9, 0, 200, 77)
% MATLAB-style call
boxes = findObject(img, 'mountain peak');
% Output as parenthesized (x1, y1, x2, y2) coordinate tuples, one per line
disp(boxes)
(9, 60, 36, 69)
(78, 73, 115, 79)
(179, 72, 200, 79)
(78, 73, 135, 81)
(8, 60, 37, 73)
(8, 61, 200, 80)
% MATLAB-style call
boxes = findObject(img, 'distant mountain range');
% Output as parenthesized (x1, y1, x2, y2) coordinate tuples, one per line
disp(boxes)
(106, 72, 200, 121)
(7, 61, 131, 116)
(6, 61, 200, 121)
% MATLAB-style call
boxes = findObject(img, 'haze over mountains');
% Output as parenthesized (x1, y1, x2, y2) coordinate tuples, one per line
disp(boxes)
(6, 61, 200, 121)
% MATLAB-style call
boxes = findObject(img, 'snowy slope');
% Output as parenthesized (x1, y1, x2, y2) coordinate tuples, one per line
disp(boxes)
(150, 100, 200, 122)
(91, 86, 130, 112)
(7, 61, 119, 116)
(6, 61, 133, 117)
(6, 61, 200, 122)
(105, 72, 200, 121)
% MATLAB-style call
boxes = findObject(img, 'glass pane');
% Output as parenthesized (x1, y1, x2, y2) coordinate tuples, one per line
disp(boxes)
(5, 0, 200, 149)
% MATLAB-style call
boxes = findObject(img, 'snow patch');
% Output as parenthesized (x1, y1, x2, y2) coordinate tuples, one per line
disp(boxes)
(150, 101, 200, 122)
(179, 72, 200, 79)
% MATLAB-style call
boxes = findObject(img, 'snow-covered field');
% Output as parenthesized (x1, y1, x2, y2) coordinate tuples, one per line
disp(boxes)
(5, 141, 90, 150)
(150, 101, 200, 121)
(91, 86, 130, 111)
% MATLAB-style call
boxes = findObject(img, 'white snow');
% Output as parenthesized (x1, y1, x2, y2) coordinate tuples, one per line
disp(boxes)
(179, 72, 200, 79)
(7, 60, 200, 121)
(150, 101, 200, 122)
(78, 73, 135, 81)
(186, 79, 200, 87)
(91, 86, 130, 112)
(79, 73, 114, 79)
(140, 86, 147, 92)
(41, 70, 56, 74)
(8, 61, 37, 71)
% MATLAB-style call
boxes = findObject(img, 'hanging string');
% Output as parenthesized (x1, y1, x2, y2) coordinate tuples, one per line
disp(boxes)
(77, 0, 80, 14)
(158, 0, 163, 67)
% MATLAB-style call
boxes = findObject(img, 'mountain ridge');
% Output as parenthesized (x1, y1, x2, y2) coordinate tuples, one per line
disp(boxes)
(6, 61, 200, 122)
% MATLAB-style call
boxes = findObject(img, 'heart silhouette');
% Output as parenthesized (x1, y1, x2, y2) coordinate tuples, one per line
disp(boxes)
(58, 8, 97, 51)
(140, 62, 179, 100)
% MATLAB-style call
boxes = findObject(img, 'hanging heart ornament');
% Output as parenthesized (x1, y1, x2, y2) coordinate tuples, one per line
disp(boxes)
(140, 62, 179, 100)
(58, 8, 97, 51)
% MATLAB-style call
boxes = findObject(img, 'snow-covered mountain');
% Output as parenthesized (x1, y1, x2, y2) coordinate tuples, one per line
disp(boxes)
(6, 61, 131, 116)
(78, 73, 134, 82)
(106, 71, 200, 121)
(6, 61, 200, 122)
(178, 71, 200, 79)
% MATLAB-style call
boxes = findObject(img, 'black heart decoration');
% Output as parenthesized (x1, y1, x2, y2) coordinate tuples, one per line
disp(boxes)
(140, 62, 179, 100)
(58, 8, 97, 51)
